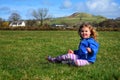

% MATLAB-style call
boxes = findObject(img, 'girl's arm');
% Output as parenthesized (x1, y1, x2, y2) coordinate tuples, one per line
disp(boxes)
(86, 47, 92, 53)
(87, 40, 99, 55)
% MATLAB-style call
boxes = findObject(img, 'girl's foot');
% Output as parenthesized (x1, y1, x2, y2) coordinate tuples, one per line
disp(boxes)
(67, 59, 75, 66)
(46, 56, 55, 63)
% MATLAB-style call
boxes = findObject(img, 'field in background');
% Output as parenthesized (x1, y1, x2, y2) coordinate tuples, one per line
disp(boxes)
(0, 31, 120, 80)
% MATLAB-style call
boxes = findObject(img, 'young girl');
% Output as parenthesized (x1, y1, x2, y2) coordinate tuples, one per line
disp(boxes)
(46, 23, 99, 66)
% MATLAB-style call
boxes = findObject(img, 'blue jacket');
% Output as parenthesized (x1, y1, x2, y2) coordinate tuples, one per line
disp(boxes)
(74, 37, 99, 63)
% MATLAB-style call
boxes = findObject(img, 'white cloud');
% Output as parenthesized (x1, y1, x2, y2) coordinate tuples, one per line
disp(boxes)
(86, 0, 109, 12)
(0, 7, 11, 14)
(74, 2, 87, 12)
(41, 0, 53, 6)
(74, 0, 120, 18)
(60, 0, 72, 9)
(86, 0, 120, 13)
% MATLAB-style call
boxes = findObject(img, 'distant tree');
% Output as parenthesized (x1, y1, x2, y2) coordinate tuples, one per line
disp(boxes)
(0, 18, 3, 27)
(31, 8, 49, 26)
(26, 20, 37, 27)
(79, 13, 86, 21)
(0, 18, 6, 27)
(99, 19, 120, 28)
(8, 12, 21, 21)
(115, 17, 120, 20)
(0, 18, 3, 21)
(0, 18, 9, 27)
(79, 14, 83, 21)
(2, 21, 9, 27)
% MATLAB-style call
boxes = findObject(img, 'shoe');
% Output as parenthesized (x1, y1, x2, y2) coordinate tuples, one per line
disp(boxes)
(46, 56, 51, 61)
(67, 59, 75, 66)
(62, 61, 69, 64)
(46, 56, 55, 63)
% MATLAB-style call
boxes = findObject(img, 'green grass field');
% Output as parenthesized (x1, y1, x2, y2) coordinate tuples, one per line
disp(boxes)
(0, 31, 120, 80)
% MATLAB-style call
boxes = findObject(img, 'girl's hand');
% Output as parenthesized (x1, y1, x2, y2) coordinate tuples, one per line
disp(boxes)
(68, 49, 74, 54)
(86, 47, 92, 53)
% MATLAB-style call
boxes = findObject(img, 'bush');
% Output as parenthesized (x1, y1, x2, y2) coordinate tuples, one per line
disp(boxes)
(99, 19, 120, 28)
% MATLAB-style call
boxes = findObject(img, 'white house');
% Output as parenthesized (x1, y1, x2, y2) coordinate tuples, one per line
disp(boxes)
(9, 21, 26, 27)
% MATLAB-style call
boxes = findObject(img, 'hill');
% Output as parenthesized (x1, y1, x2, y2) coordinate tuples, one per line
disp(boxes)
(49, 12, 107, 26)
(68, 12, 93, 18)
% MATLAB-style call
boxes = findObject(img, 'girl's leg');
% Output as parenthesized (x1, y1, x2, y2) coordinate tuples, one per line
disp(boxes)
(74, 59, 90, 66)
(60, 53, 78, 61)
(47, 53, 78, 63)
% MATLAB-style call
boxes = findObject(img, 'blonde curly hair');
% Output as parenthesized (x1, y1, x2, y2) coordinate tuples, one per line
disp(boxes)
(78, 23, 98, 41)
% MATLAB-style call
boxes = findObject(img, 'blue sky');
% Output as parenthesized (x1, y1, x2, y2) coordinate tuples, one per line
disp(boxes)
(0, 0, 120, 20)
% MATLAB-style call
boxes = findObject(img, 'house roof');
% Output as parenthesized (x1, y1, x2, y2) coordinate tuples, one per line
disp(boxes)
(9, 21, 25, 27)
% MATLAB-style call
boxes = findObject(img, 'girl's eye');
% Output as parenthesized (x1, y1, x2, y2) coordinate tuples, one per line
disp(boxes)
(81, 30, 84, 32)
(82, 31, 84, 32)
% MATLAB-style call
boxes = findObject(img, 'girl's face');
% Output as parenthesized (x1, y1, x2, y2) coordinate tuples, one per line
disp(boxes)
(80, 27, 91, 39)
